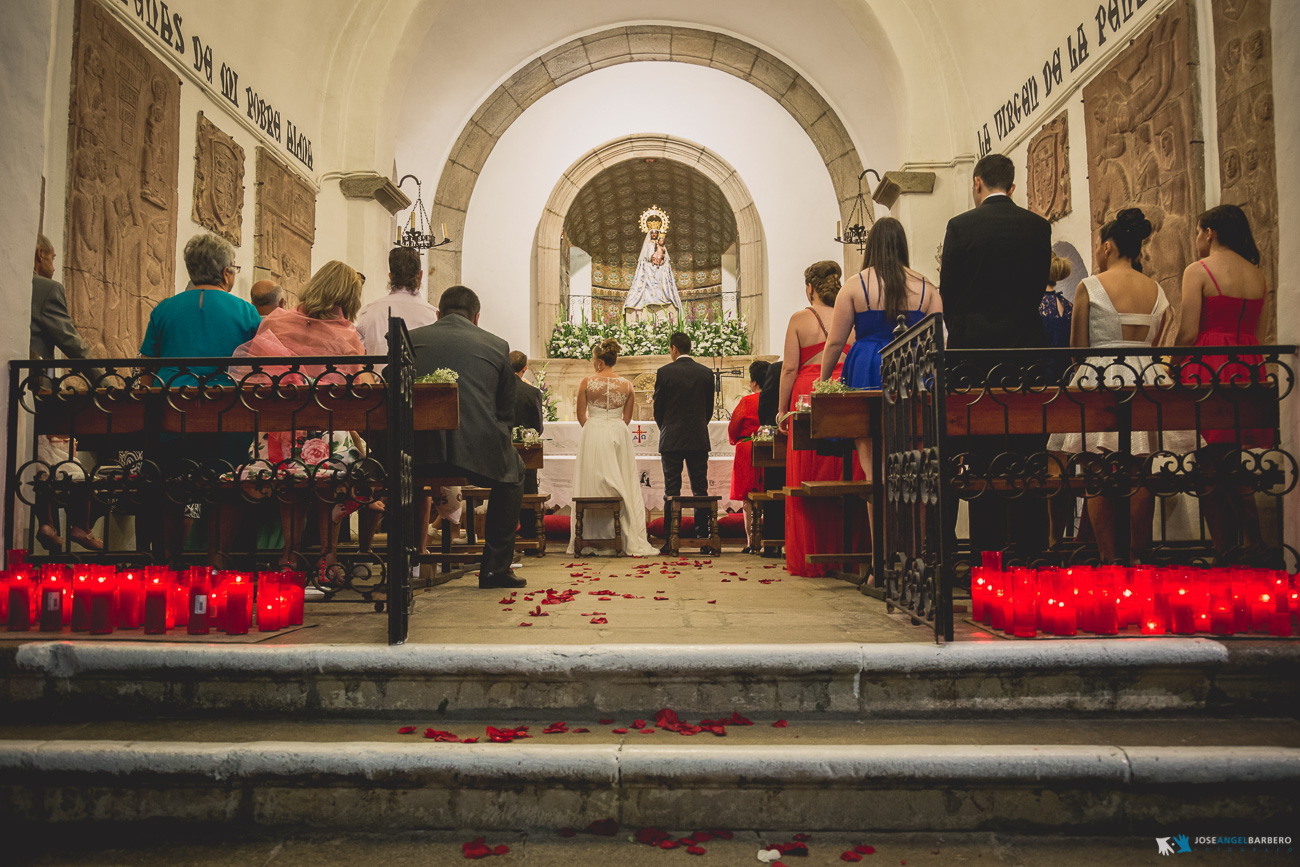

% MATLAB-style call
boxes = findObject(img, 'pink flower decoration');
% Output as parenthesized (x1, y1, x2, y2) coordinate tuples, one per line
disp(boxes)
(299, 437, 330, 465)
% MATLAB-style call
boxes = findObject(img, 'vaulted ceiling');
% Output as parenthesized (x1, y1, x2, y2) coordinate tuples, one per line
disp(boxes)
(563, 158, 737, 291)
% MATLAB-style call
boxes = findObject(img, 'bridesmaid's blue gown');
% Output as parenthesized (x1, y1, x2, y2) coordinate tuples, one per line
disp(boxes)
(840, 273, 928, 389)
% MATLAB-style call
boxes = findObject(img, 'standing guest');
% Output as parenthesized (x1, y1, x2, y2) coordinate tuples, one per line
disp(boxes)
(409, 286, 527, 589)
(139, 232, 261, 565)
(31, 234, 102, 551)
(756, 359, 785, 556)
(355, 247, 456, 556)
(250, 280, 284, 318)
(938, 153, 1052, 560)
(778, 260, 862, 578)
(1175, 204, 1269, 558)
(1048, 209, 1168, 563)
(728, 359, 770, 553)
(1039, 255, 1074, 381)
(654, 332, 716, 554)
(822, 218, 941, 478)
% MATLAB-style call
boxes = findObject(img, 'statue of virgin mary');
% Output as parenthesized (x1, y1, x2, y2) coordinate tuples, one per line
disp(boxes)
(623, 206, 683, 323)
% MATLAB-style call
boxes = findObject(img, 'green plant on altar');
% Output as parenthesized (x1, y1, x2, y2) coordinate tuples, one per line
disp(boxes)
(534, 362, 559, 422)
(547, 306, 751, 358)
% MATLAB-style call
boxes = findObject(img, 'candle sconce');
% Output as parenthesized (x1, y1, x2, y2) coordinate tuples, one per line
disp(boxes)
(835, 169, 880, 253)
(394, 175, 451, 250)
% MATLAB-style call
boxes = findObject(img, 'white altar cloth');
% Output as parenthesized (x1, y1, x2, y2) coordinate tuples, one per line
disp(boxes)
(537, 421, 741, 511)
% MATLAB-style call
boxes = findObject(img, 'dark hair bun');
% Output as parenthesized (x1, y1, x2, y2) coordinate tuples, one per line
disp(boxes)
(1113, 208, 1153, 243)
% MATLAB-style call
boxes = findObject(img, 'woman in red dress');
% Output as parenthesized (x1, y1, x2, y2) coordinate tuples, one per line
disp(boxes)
(1175, 204, 1270, 557)
(777, 261, 861, 577)
(728, 359, 771, 553)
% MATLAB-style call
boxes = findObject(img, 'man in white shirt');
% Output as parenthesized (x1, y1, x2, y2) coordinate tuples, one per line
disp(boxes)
(356, 247, 438, 358)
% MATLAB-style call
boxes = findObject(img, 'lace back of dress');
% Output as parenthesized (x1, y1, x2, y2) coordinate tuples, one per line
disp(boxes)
(585, 376, 630, 414)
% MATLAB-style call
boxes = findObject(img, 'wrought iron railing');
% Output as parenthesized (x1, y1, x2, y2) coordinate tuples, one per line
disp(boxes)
(880, 313, 1297, 642)
(5, 317, 422, 644)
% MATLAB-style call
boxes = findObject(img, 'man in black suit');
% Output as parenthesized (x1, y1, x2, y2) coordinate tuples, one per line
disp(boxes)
(938, 154, 1052, 559)
(509, 350, 545, 542)
(756, 359, 785, 556)
(653, 331, 715, 553)
(409, 286, 526, 589)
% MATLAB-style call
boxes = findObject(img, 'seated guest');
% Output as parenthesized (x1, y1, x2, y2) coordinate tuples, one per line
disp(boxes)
(250, 280, 284, 318)
(236, 261, 373, 577)
(409, 286, 527, 589)
(31, 234, 102, 551)
(756, 359, 785, 555)
(822, 217, 941, 479)
(1176, 204, 1269, 558)
(778, 260, 861, 577)
(139, 233, 261, 565)
(728, 359, 769, 553)
(1048, 209, 1168, 563)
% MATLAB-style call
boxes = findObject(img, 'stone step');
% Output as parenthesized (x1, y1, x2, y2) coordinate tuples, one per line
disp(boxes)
(4, 638, 1297, 721)
(1, 739, 1296, 833)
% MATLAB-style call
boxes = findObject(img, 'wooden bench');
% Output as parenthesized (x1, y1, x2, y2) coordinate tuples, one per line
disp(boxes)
(746, 490, 784, 550)
(573, 496, 624, 555)
(664, 495, 722, 555)
(516, 493, 550, 556)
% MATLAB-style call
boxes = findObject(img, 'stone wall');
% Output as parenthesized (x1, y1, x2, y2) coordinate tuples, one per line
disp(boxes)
(254, 147, 316, 304)
(64, 0, 180, 359)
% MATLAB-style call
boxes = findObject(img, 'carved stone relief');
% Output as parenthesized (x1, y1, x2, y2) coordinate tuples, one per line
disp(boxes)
(1027, 112, 1071, 222)
(1213, 0, 1277, 341)
(192, 112, 245, 246)
(65, 0, 180, 359)
(254, 147, 316, 304)
(1083, 0, 1203, 336)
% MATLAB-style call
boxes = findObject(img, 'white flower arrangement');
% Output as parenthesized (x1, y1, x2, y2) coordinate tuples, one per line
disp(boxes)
(512, 427, 542, 445)
(547, 307, 751, 359)
(415, 368, 459, 384)
(751, 425, 777, 443)
(811, 378, 855, 394)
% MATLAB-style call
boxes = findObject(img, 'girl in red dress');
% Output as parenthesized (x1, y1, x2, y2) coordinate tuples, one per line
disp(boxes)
(1175, 204, 1270, 557)
(728, 359, 771, 553)
(778, 261, 861, 577)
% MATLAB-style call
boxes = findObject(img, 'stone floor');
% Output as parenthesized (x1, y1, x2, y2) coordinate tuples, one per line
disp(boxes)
(11, 830, 1296, 866)
(268, 552, 980, 645)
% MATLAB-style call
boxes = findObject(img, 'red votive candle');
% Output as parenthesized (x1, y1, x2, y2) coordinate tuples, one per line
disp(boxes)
(224, 576, 249, 635)
(117, 570, 142, 629)
(1093, 571, 1119, 635)
(188, 569, 211, 635)
(981, 551, 1002, 570)
(285, 571, 305, 626)
(1012, 569, 1037, 638)
(1170, 586, 1196, 634)
(257, 577, 281, 632)
(6, 569, 33, 631)
(39, 568, 64, 632)
(89, 572, 114, 635)
(70, 570, 91, 631)
(144, 575, 169, 634)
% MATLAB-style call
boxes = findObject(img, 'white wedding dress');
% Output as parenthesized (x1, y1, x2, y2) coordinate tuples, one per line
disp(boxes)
(566, 376, 659, 556)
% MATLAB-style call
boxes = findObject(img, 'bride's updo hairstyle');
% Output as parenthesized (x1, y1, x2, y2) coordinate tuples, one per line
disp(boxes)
(594, 337, 621, 367)
(804, 260, 843, 305)
(1099, 208, 1154, 272)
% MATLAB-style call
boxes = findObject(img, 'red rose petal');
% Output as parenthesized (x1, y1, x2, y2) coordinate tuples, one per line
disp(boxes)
(585, 818, 618, 836)
(729, 712, 753, 726)
(639, 729, 655, 734)
(772, 719, 789, 728)
(518, 622, 532, 627)
(632, 719, 646, 728)
(687, 845, 706, 855)
(654, 596, 669, 600)
(636, 827, 671, 846)
(710, 829, 735, 840)
(854, 845, 876, 854)
(707, 599, 717, 604)
(590, 617, 607, 624)
(841, 853, 863, 863)
(660, 840, 679, 850)
(397, 726, 417, 734)
(493, 845, 509, 856)
(571, 727, 589, 733)
(612, 728, 629, 734)
(599, 718, 615, 725)
(462, 837, 492, 859)
(460, 737, 479, 743)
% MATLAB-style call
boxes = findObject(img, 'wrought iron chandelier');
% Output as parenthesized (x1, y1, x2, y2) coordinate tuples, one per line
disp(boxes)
(394, 175, 451, 250)
(834, 168, 880, 253)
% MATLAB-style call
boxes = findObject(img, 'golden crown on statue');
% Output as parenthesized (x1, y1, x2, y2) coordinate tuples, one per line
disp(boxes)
(638, 205, 670, 234)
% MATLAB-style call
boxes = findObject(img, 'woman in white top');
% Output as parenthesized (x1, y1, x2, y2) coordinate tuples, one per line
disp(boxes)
(1049, 208, 1169, 562)
(566, 338, 658, 556)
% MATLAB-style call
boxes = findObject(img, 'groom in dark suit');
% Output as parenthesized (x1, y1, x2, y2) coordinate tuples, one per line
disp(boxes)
(409, 286, 526, 589)
(938, 153, 1052, 560)
(654, 332, 715, 554)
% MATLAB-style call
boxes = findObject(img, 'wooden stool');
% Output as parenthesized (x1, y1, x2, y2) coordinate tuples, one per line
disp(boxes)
(664, 495, 722, 555)
(572, 496, 624, 556)
(747, 490, 785, 551)
(517, 493, 550, 556)
(460, 486, 491, 545)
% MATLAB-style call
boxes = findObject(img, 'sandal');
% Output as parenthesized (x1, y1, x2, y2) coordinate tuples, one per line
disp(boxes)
(69, 528, 104, 551)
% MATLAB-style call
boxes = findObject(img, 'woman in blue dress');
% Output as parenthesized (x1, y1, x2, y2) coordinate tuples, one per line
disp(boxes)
(1039, 254, 1074, 383)
(821, 217, 943, 478)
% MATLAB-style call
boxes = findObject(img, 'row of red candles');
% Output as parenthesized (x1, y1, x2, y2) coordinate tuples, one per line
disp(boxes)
(972, 560, 1298, 638)
(1, 553, 305, 635)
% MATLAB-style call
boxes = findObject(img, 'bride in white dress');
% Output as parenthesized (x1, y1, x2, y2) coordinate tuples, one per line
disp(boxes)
(566, 338, 659, 556)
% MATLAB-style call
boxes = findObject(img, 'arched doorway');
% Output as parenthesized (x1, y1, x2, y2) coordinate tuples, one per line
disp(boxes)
(533, 135, 766, 353)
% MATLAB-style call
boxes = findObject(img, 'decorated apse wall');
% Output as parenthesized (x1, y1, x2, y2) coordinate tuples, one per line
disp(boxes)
(563, 159, 737, 323)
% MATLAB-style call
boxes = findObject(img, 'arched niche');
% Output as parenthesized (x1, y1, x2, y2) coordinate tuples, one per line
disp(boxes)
(534, 135, 766, 354)
(432, 25, 860, 302)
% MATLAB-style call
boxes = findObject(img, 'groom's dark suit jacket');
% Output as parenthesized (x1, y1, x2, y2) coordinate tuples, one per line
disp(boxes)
(939, 194, 1052, 350)
(653, 356, 714, 453)
(408, 314, 523, 485)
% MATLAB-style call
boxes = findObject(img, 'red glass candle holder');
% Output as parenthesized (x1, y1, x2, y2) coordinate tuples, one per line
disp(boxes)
(88, 570, 115, 635)
(188, 568, 212, 635)
(285, 571, 306, 626)
(117, 570, 143, 629)
(143, 575, 169, 635)
(6, 569, 32, 631)
(224, 576, 250, 635)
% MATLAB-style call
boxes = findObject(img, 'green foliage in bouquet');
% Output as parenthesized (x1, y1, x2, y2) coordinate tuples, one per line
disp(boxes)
(534, 362, 559, 422)
(547, 307, 751, 359)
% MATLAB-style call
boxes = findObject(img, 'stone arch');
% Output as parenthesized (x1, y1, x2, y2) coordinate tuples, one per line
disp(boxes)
(533, 135, 766, 354)
(431, 24, 865, 301)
